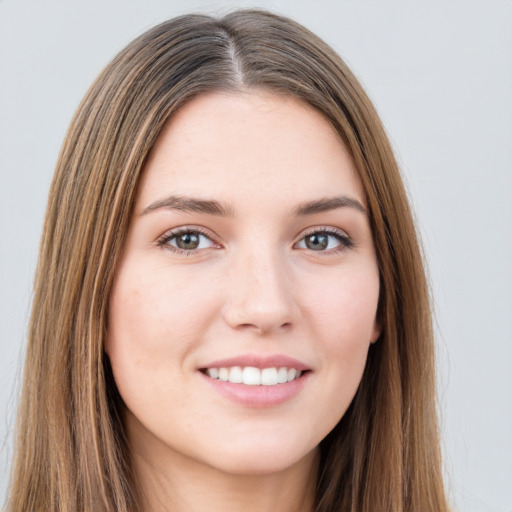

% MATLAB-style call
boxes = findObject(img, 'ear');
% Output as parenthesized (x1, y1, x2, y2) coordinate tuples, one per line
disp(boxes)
(370, 318, 381, 344)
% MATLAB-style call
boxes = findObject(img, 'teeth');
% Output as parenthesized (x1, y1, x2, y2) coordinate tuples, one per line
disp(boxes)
(277, 367, 288, 383)
(228, 366, 243, 383)
(261, 368, 278, 385)
(204, 366, 304, 386)
(243, 367, 261, 385)
(206, 368, 219, 379)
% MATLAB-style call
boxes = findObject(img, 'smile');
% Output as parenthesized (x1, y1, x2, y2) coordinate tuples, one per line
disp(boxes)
(198, 355, 311, 406)
(202, 366, 303, 386)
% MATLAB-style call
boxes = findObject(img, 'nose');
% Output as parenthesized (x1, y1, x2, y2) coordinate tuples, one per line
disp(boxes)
(222, 246, 299, 335)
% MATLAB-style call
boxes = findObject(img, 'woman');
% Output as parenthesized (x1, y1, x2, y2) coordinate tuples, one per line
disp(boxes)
(6, 9, 449, 512)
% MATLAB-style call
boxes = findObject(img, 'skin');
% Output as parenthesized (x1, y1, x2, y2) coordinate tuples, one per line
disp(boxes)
(107, 90, 380, 512)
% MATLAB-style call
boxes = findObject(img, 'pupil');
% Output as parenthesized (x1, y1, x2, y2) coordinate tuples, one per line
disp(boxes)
(306, 234, 328, 250)
(177, 233, 199, 250)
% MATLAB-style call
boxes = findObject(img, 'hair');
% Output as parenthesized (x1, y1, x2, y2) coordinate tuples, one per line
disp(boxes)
(6, 9, 449, 512)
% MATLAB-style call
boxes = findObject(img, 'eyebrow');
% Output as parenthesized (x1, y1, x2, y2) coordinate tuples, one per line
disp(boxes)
(140, 194, 367, 217)
(293, 196, 367, 216)
(140, 195, 236, 217)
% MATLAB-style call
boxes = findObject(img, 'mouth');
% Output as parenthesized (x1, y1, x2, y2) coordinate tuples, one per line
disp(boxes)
(200, 366, 308, 386)
(198, 355, 311, 406)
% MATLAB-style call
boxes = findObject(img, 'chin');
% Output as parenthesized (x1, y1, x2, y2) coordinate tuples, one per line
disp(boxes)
(200, 436, 319, 477)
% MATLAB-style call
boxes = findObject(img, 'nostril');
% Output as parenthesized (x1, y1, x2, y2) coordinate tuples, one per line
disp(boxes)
(235, 320, 292, 334)
(221, 284, 299, 334)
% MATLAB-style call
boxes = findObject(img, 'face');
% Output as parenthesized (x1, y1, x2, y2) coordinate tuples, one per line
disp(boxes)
(107, 91, 380, 477)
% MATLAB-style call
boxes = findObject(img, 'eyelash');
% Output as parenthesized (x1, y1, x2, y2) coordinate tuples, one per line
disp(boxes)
(156, 226, 354, 255)
(157, 226, 218, 256)
(297, 227, 355, 253)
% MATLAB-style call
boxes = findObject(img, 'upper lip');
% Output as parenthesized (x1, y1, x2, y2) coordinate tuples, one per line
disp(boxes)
(200, 354, 310, 371)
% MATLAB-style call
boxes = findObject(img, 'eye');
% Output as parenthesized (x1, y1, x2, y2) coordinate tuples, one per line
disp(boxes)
(158, 228, 218, 253)
(296, 229, 353, 252)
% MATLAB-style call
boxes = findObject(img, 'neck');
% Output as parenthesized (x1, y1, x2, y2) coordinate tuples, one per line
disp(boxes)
(131, 437, 319, 512)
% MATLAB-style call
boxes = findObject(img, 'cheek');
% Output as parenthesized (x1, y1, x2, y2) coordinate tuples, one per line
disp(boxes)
(107, 262, 218, 356)
(105, 263, 215, 408)
(307, 267, 380, 348)
(106, 272, 186, 423)
(303, 266, 379, 419)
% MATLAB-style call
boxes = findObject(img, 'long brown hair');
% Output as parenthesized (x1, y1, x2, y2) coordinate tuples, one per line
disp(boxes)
(6, 9, 449, 512)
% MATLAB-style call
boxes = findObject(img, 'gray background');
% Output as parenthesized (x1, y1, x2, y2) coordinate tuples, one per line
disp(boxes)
(1, 1, 511, 510)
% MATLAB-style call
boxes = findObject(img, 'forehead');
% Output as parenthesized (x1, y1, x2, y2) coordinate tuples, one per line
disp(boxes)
(136, 91, 364, 212)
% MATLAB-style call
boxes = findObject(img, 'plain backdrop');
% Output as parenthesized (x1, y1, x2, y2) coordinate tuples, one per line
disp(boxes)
(1, 1, 511, 510)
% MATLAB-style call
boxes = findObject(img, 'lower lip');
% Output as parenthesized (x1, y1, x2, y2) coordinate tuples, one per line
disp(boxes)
(198, 371, 310, 408)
